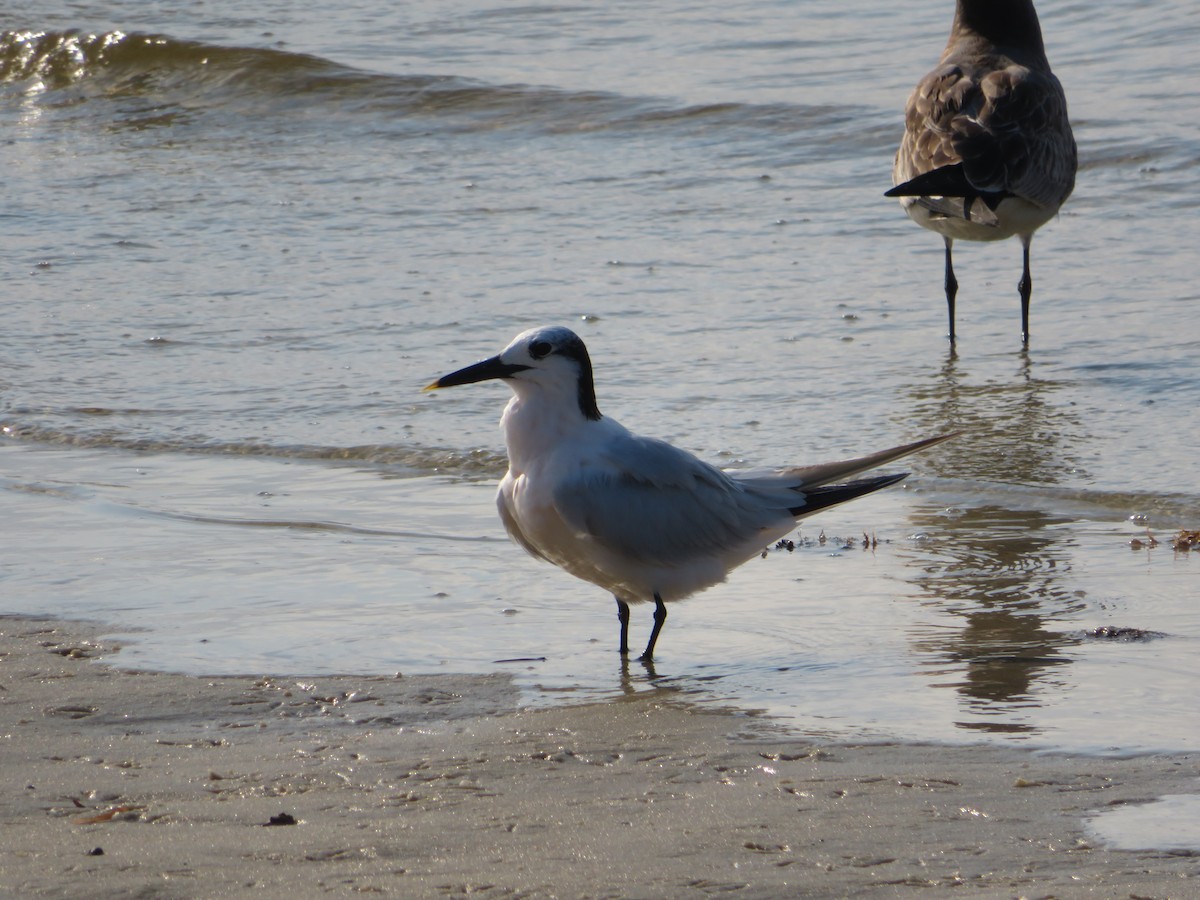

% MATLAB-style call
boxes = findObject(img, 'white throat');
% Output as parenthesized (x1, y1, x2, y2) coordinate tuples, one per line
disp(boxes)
(499, 381, 590, 474)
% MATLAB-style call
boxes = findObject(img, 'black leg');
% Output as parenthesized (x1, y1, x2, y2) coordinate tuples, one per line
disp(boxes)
(615, 596, 630, 655)
(943, 237, 958, 343)
(639, 593, 667, 662)
(1018, 237, 1033, 344)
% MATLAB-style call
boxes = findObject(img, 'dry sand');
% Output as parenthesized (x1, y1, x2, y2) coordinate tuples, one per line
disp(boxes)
(2, 616, 1197, 898)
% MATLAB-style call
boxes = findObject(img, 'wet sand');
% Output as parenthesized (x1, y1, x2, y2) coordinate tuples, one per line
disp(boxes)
(2, 617, 1197, 897)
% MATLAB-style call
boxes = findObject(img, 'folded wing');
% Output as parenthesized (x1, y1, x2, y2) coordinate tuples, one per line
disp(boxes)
(892, 60, 1075, 218)
(552, 434, 955, 567)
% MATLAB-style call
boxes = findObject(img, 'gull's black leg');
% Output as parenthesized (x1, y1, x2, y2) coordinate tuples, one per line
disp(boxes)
(1018, 236, 1033, 344)
(943, 236, 958, 343)
(639, 593, 667, 662)
(615, 596, 630, 655)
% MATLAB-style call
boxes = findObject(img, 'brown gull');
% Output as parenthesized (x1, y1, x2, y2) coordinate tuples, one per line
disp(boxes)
(887, 0, 1076, 343)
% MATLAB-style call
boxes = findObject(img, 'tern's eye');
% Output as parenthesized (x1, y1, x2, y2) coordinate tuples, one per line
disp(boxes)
(529, 340, 553, 359)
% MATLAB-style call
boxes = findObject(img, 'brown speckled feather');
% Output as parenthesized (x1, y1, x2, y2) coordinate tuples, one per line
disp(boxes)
(893, 0, 1076, 224)
(895, 62, 1076, 216)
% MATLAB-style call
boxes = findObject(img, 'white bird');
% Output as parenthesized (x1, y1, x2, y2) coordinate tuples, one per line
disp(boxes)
(426, 326, 953, 661)
(887, 0, 1076, 343)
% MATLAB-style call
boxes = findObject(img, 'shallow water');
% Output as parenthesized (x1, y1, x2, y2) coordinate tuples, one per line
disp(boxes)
(1087, 789, 1200, 854)
(2, 1, 1198, 756)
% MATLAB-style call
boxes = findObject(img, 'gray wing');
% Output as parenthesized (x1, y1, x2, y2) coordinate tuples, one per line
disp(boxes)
(552, 433, 957, 566)
(733, 433, 957, 494)
(551, 434, 787, 566)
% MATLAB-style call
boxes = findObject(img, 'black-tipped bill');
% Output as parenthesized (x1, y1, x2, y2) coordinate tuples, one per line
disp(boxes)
(423, 355, 531, 391)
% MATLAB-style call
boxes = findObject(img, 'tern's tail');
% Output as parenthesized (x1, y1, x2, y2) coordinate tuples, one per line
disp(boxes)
(788, 472, 908, 518)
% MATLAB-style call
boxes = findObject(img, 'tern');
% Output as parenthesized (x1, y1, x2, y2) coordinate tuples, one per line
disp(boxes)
(426, 326, 953, 661)
(886, 0, 1076, 343)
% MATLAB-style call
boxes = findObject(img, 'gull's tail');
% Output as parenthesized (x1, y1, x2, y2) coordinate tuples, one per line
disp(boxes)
(886, 165, 1005, 226)
(788, 472, 908, 518)
(886, 163, 977, 199)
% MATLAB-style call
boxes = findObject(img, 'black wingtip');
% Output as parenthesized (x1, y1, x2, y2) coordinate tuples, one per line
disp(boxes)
(789, 472, 908, 518)
(887, 166, 1011, 218)
(886, 164, 974, 198)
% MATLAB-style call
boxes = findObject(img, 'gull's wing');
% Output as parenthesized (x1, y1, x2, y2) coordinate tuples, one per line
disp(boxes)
(957, 65, 1076, 209)
(552, 434, 789, 566)
(894, 61, 1075, 213)
(896, 63, 974, 181)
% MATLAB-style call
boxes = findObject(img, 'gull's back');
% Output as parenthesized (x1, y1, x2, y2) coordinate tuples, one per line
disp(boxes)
(894, 0, 1076, 234)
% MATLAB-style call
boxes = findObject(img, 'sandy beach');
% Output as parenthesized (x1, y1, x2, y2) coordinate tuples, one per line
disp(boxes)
(2, 616, 1197, 898)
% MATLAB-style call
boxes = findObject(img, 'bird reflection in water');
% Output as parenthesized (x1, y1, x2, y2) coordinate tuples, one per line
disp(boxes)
(904, 350, 1088, 485)
(906, 503, 1087, 734)
(898, 350, 1092, 734)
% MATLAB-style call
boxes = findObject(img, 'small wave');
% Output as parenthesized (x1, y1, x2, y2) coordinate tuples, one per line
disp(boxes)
(1, 418, 506, 477)
(1, 29, 415, 110)
(914, 476, 1200, 528)
(2, 29, 350, 92)
(1, 28, 867, 144)
(0, 28, 632, 129)
(133, 506, 508, 543)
